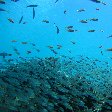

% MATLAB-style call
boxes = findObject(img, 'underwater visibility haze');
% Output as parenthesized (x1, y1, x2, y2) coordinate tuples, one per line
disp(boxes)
(0, 0, 112, 112)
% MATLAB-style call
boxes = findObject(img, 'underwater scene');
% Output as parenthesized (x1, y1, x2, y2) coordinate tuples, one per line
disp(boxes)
(0, 0, 112, 111)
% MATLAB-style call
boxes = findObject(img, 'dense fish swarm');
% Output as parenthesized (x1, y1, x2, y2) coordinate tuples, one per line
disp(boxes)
(0, 56, 112, 112)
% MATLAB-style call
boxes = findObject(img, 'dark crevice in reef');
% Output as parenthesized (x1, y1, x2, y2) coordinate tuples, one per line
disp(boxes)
(0, 56, 112, 112)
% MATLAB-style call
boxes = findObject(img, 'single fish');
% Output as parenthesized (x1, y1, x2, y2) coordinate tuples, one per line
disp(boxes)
(0, 8, 6, 12)
(56, 25, 59, 34)
(11, 0, 19, 2)
(19, 16, 23, 24)
(42, 20, 49, 23)
(33, 7, 35, 19)
(64, 10, 67, 14)
(107, 48, 112, 51)
(8, 18, 14, 23)
(21, 42, 27, 44)
(77, 9, 85, 12)
(90, 0, 101, 3)
(88, 30, 95, 32)
(0, 52, 12, 58)
(67, 29, 74, 32)
(55, 0, 59, 3)
(27, 5, 38, 8)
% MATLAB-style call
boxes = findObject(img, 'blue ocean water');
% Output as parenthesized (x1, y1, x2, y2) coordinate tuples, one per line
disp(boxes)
(0, 1, 112, 112)
(0, 0, 112, 63)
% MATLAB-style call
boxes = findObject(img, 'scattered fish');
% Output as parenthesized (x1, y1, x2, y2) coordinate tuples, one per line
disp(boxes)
(19, 16, 23, 24)
(57, 45, 62, 49)
(27, 5, 38, 8)
(0, 52, 12, 58)
(8, 18, 14, 23)
(99, 46, 103, 48)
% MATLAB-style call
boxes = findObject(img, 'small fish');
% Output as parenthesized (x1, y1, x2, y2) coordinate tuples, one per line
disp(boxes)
(27, 50, 31, 54)
(8, 18, 14, 23)
(107, 35, 112, 38)
(51, 49, 58, 54)
(27, 5, 38, 8)
(99, 45, 102, 48)
(55, 0, 59, 3)
(47, 45, 53, 49)
(19, 16, 23, 24)
(11, 0, 19, 2)
(96, 8, 100, 10)
(30, 43, 36, 46)
(21, 42, 27, 44)
(23, 22, 27, 24)
(90, 0, 101, 3)
(33, 7, 35, 19)
(107, 48, 112, 51)
(11, 40, 17, 42)
(57, 45, 62, 49)
(88, 30, 95, 32)
(101, 51, 103, 55)
(77, 9, 85, 12)
(0, 8, 6, 12)
(71, 41, 76, 44)
(90, 18, 98, 21)
(66, 26, 73, 29)
(35, 49, 40, 52)
(64, 10, 67, 14)
(42, 20, 49, 23)
(56, 26, 59, 34)
(67, 29, 74, 32)
(0, 52, 12, 58)
(80, 20, 88, 23)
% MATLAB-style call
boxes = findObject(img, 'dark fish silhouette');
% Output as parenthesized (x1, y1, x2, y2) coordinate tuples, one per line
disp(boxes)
(90, 0, 101, 3)
(56, 26, 59, 34)
(33, 7, 35, 19)
(55, 0, 59, 3)
(0, 0, 5, 4)
(27, 5, 38, 8)
(0, 52, 12, 58)
(11, 0, 19, 2)
(0, 8, 6, 12)
(19, 16, 23, 24)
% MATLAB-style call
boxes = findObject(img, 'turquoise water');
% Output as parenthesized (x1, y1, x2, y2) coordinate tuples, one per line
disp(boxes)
(0, 0, 112, 112)
(0, 0, 112, 63)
